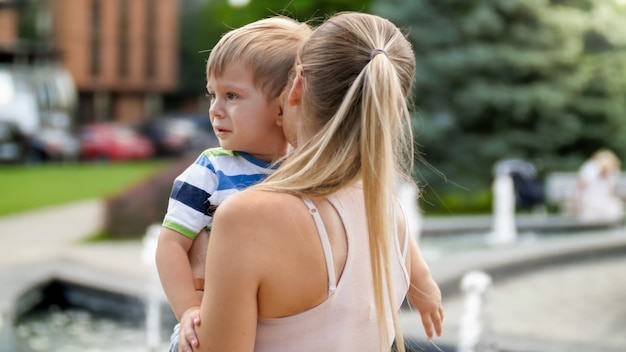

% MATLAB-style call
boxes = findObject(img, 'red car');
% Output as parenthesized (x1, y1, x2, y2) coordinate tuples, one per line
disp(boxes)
(79, 123, 155, 161)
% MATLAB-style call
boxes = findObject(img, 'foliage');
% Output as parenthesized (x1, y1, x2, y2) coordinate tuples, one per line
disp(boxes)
(103, 157, 194, 238)
(373, 0, 626, 214)
(178, 0, 374, 94)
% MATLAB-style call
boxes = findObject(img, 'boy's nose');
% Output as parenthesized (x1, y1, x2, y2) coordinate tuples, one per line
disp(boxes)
(209, 102, 224, 119)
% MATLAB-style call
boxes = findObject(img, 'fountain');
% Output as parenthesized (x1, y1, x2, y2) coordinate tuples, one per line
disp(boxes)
(1, 312, 36, 352)
(12, 279, 161, 351)
(398, 179, 423, 242)
(487, 159, 547, 245)
(141, 223, 166, 352)
(456, 271, 493, 352)
(488, 172, 517, 245)
(12, 224, 175, 351)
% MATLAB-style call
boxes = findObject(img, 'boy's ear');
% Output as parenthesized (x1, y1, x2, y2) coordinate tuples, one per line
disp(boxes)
(287, 66, 303, 106)
(274, 89, 287, 126)
(275, 105, 284, 126)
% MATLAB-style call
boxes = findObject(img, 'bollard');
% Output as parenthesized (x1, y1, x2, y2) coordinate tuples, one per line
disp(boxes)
(489, 173, 517, 245)
(142, 223, 164, 351)
(397, 179, 423, 243)
(457, 270, 492, 352)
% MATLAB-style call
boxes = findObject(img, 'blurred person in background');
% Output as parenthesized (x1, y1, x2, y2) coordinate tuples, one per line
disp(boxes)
(572, 149, 624, 223)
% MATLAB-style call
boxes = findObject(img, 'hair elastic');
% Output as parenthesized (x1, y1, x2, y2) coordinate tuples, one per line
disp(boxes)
(370, 48, 388, 60)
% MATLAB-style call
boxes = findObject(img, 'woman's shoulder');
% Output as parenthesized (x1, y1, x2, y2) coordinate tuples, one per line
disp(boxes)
(225, 189, 297, 208)
(211, 191, 310, 259)
(215, 190, 303, 227)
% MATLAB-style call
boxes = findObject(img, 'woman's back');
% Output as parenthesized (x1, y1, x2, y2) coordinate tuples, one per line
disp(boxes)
(200, 182, 409, 351)
(255, 183, 409, 351)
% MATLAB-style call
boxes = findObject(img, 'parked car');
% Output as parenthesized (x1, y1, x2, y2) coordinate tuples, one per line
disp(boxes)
(183, 113, 219, 152)
(29, 111, 80, 162)
(0, 121, 26, 164)
(79, 123, 155, 161)
(135, 113, 217, 158)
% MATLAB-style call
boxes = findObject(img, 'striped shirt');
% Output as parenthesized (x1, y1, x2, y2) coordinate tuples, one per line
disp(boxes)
(162, 147, 277, 239)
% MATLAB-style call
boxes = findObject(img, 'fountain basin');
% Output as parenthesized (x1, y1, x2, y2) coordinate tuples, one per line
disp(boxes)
(0, 256, 174, 351)
(423, 228, 626, 298)
(13, 279, 174, 351)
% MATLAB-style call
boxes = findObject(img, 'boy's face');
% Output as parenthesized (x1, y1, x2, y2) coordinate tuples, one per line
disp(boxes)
(206, 61, 287, 162)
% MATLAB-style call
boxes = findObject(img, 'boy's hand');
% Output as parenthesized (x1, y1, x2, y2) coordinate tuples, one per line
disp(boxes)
(408, 276, 444, 340)
(178, 307, 201, 352)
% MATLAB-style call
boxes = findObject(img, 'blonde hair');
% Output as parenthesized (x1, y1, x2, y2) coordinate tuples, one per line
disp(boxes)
(206, 16, 312, 99)
(592, 149, 621, 176)
(258, 12, 416, 351)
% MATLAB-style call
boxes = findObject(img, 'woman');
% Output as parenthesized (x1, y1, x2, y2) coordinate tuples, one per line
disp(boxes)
(573, 149, 623, 222)
(191, 12, 443, 352)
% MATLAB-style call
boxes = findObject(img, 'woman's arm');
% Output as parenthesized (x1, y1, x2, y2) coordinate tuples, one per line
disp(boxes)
(406, 236, 444, 339)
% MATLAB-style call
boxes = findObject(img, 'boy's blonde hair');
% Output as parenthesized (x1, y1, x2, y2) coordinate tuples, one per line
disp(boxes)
(258, 12, 417, 351)
(207, 16, 312, 99)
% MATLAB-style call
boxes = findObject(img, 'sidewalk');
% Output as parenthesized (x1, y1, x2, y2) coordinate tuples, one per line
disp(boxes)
(0, 199, 104, 268)
(1, 200, 626, 351)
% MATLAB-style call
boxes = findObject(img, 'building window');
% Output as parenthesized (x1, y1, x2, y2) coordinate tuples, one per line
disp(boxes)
(117, 0, 129, 77)
(145, 0, 156, 79)
(90, 0, 101, 77)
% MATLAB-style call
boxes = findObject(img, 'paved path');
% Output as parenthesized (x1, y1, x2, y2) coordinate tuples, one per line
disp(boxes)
(0, 199, 104, 268)
(401, 248, 626, 352)
(1, 200, 626, 352)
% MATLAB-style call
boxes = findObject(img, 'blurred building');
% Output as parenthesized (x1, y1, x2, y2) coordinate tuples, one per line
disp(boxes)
(47, 0, 179, 124)
(1, 0, 178, 162)
(2, 0, 178, 125)
(0, 1, 20, 46)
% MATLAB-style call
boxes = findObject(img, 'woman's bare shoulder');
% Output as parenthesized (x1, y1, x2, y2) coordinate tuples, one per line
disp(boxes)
(213, 190, 304, 232)
(221, 190, 297, 211)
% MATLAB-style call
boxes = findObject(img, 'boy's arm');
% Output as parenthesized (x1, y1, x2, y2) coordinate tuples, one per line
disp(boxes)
(407, 236, 444, 339)
(155, 227, 201, 321)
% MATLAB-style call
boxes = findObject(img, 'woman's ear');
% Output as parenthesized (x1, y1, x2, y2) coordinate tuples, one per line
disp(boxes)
(287, 66, 303, 106)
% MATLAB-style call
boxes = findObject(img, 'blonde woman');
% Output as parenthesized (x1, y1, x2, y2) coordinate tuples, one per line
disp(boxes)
(192, 12, 443, 352)
(573, 149, 623, 222)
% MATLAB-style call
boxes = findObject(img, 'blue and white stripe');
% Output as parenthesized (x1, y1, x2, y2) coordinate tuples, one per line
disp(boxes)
(162, 147, 276, 239)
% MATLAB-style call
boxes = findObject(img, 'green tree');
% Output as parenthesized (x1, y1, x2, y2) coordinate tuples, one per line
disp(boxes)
(374, 0, 626, 213)
(177, 0, 373, 96)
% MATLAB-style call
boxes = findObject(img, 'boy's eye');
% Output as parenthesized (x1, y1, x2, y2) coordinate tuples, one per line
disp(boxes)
(206, 92, 216, 101)
(227, 92, 238, 100)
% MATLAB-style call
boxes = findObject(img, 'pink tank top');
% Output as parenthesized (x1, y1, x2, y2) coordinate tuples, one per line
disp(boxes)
(255, 184, 410, 352)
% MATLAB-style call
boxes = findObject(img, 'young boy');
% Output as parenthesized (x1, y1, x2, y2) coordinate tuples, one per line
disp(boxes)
(155, 16, 312, 352)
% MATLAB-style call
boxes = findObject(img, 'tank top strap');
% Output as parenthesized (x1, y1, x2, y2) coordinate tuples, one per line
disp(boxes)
(396, 204, 410, 260)
(302, 198, 337, 294)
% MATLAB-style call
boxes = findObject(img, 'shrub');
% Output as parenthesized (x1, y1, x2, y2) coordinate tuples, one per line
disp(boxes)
(103, 157, 195, 239)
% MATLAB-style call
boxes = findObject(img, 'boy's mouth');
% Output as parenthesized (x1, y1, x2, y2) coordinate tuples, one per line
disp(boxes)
(214, 127, 231, 136)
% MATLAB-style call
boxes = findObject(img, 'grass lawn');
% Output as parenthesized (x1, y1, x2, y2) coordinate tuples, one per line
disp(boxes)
(0, 161, 169, 217)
